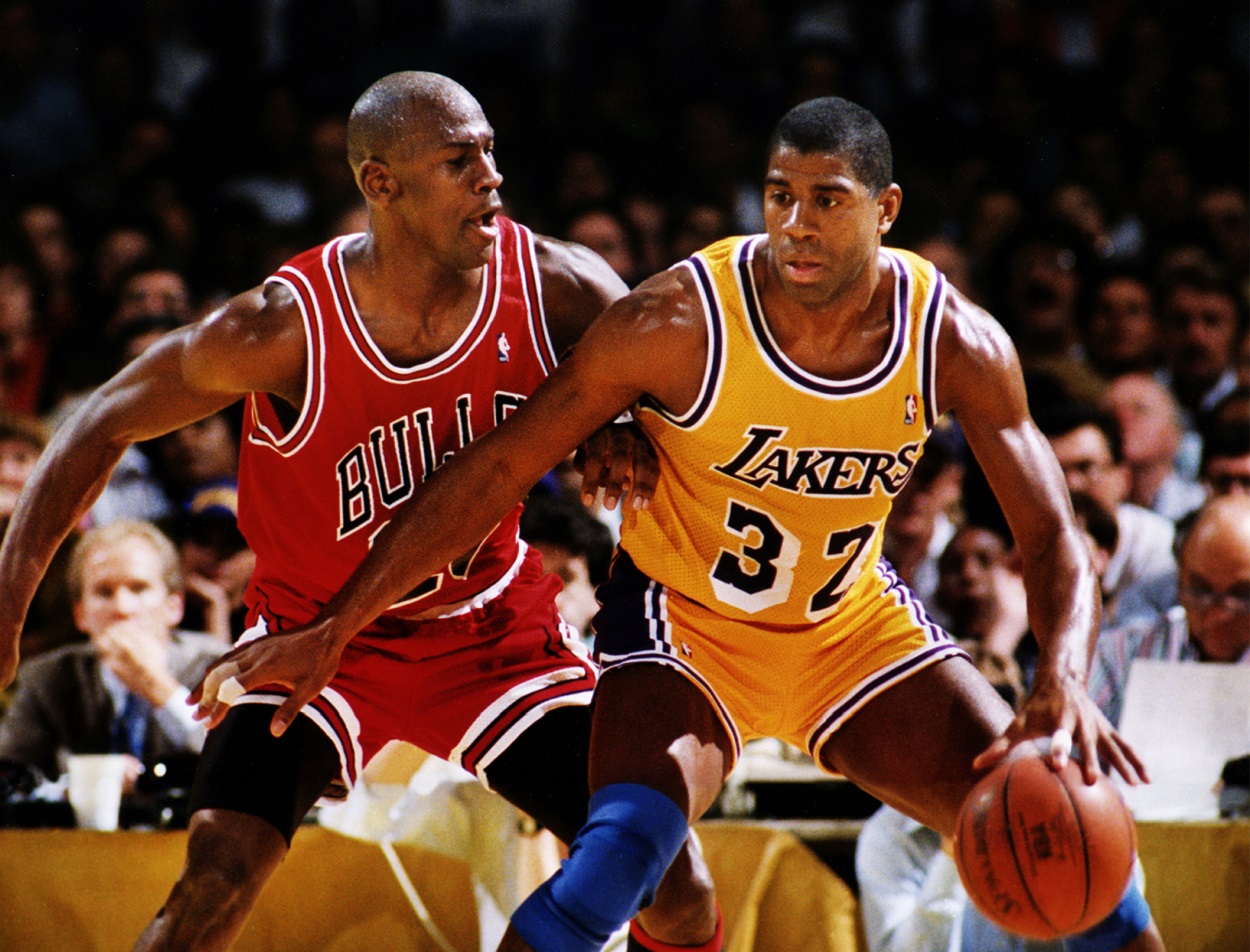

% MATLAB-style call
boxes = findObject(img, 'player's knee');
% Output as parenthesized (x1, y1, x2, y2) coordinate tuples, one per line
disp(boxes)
(1064, 879, 1152, 952)
(181, 811, 287, 901)
(511, 783, 689, 952)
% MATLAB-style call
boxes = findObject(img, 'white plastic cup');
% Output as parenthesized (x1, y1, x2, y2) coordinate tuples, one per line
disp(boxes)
(66, 754, 128, 831)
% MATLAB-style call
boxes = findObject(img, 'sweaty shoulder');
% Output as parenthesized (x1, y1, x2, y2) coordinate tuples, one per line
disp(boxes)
(577, 265, 711, 416)
(932, 283, 1028, 424)
(533, 234, 631, 357)
(182, 282, 308, 405)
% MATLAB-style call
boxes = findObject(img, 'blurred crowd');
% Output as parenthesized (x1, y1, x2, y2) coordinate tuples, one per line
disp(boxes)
(0, 0, 1245, 831)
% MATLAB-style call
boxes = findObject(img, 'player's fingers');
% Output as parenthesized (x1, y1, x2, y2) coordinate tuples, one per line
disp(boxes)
(194, 661, 241, 719)
(628, 455, 659, 510)
(1101, 730, 1148, 786)
(601, 455, 635, 511)
(1121, 739, 1149, 785)
(579, 453, 607, 505)
(271, 694, 308, 738)
(1046, 727, 1073, 773)
(972, 734, 1012, 772)
(1099, 740, 1135, 786)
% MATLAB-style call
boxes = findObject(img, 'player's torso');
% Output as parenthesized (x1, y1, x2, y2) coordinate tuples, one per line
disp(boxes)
(622, 236, 946, 627)
(238, 217, 557, 626)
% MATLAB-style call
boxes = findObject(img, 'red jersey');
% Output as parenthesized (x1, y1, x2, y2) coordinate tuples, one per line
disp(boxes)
(238, 217, 558, 628)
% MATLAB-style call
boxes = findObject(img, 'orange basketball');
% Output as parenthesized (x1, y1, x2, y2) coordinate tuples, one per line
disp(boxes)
(953, 751, 1137, 939)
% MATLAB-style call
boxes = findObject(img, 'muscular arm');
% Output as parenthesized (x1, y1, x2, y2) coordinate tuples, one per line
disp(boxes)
(535, 235, 631, 357)
(537, 235, 662, 508)
(0, 286, 307, 686)
(935, 289, 1144, 783)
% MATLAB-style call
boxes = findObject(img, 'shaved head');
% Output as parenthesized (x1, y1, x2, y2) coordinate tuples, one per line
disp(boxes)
(1183, 494, 1250, 563)
(347, 72, 483, 172)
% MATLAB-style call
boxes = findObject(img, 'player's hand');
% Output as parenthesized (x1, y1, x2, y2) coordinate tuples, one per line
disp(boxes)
(575, 420, 658, 511)
(972, 668, 1149, 787)
(189, 621, 345, 736)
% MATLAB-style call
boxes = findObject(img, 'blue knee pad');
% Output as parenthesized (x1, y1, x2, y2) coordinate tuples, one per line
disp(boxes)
(1064, 879, 1152, 952)
(511, 783, 688, 952)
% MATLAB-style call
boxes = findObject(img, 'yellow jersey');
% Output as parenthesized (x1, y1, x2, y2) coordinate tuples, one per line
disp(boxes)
(621, 236, 946, 628)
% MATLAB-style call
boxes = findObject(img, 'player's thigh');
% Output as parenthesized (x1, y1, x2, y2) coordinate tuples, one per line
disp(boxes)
(818, 654, 1013, 836)
(589, 663, 734, 820)
(483, 703, 591, 845)
(189, 704, 341, 846)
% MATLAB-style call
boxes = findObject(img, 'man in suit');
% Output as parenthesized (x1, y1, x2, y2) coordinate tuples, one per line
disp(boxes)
(0, 519, 225, 791)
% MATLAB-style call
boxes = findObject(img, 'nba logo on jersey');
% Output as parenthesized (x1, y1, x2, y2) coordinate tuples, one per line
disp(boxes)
(497, 332, 511, 362)
(904, 393, 918, 425)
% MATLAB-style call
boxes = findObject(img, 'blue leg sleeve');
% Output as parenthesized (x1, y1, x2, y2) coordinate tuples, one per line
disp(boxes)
(511, 783, 689, 952)
(1064, 879, 1152, 952)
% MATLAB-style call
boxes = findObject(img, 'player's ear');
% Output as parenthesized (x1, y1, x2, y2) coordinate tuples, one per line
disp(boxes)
(877, 184, 902, 235)
(358, 159, 398, 204)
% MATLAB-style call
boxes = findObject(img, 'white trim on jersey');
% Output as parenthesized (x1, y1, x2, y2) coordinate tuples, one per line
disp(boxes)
(250, 263, 329, 456)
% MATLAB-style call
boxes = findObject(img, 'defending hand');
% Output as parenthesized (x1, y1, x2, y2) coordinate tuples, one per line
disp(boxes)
(576, 420, 658, 511)
(189, 621, 345, 736)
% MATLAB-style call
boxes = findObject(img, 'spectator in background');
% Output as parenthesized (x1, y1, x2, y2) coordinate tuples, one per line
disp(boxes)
(667, 199, 734, 265)
(561, 206, 640, 287)
(933, 522, 1032, 689)
(0, 520, 225, 790)
(1089, 495, 1250, 728)
(962, 187, 1024, 303)
(1080, 268, 1161, 381)
(149, 407, 241, 511)
(51, 319, 182, 528)
(519, 491, 613, 648)
(1159, 259, 1244, 423)
(1195, 184, 1249, 298)
(14, 202, 81, 344)
(89, 224, 157, 317)
(1101, 372, 1205, 521)
(1037, 403, 1177, 627)
(108, 262, 195, 335)
(911, 235, 979, 304)
(0, 261, 49, 416)
(0, 409, 44, 525)
(882, 423, 964, 616)
(996, 220, 1104, 404)
(1200, 417, 1250, 501)
(172, 481, 253, 645)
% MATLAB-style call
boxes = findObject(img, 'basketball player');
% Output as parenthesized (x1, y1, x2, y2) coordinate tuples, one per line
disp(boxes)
(0, 73, 712, 951)
(197, 99, 1166, 951)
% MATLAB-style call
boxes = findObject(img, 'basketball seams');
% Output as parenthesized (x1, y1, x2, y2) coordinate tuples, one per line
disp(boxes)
(1054, 762, 1093, 928)
(955, 804, 994, 916)
(1002, 759, 1061, 937)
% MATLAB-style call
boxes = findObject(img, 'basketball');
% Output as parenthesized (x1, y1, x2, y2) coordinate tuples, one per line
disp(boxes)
(953, 750, 1137, 939)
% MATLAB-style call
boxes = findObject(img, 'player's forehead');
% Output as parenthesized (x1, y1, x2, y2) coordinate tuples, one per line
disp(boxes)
(764, 145, 860, 191)
(410, 92, 492, 153)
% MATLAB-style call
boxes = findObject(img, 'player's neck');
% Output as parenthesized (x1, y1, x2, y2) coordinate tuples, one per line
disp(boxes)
(755, 247, 894, 378)
(341, 231, 486, 360)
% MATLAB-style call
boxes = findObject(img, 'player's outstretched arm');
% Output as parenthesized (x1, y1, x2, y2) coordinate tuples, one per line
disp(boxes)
(534, 235, 659, 511)
(0, 287, 303, 688)
(193, 267, 710, 735)
(933, 288, 1148, 786)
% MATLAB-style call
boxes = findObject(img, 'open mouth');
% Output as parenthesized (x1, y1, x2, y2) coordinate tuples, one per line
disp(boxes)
(469, 207, 500, 236)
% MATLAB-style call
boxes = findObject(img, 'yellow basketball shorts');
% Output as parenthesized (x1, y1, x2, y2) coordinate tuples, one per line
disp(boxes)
(593, 549, 967, 768)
